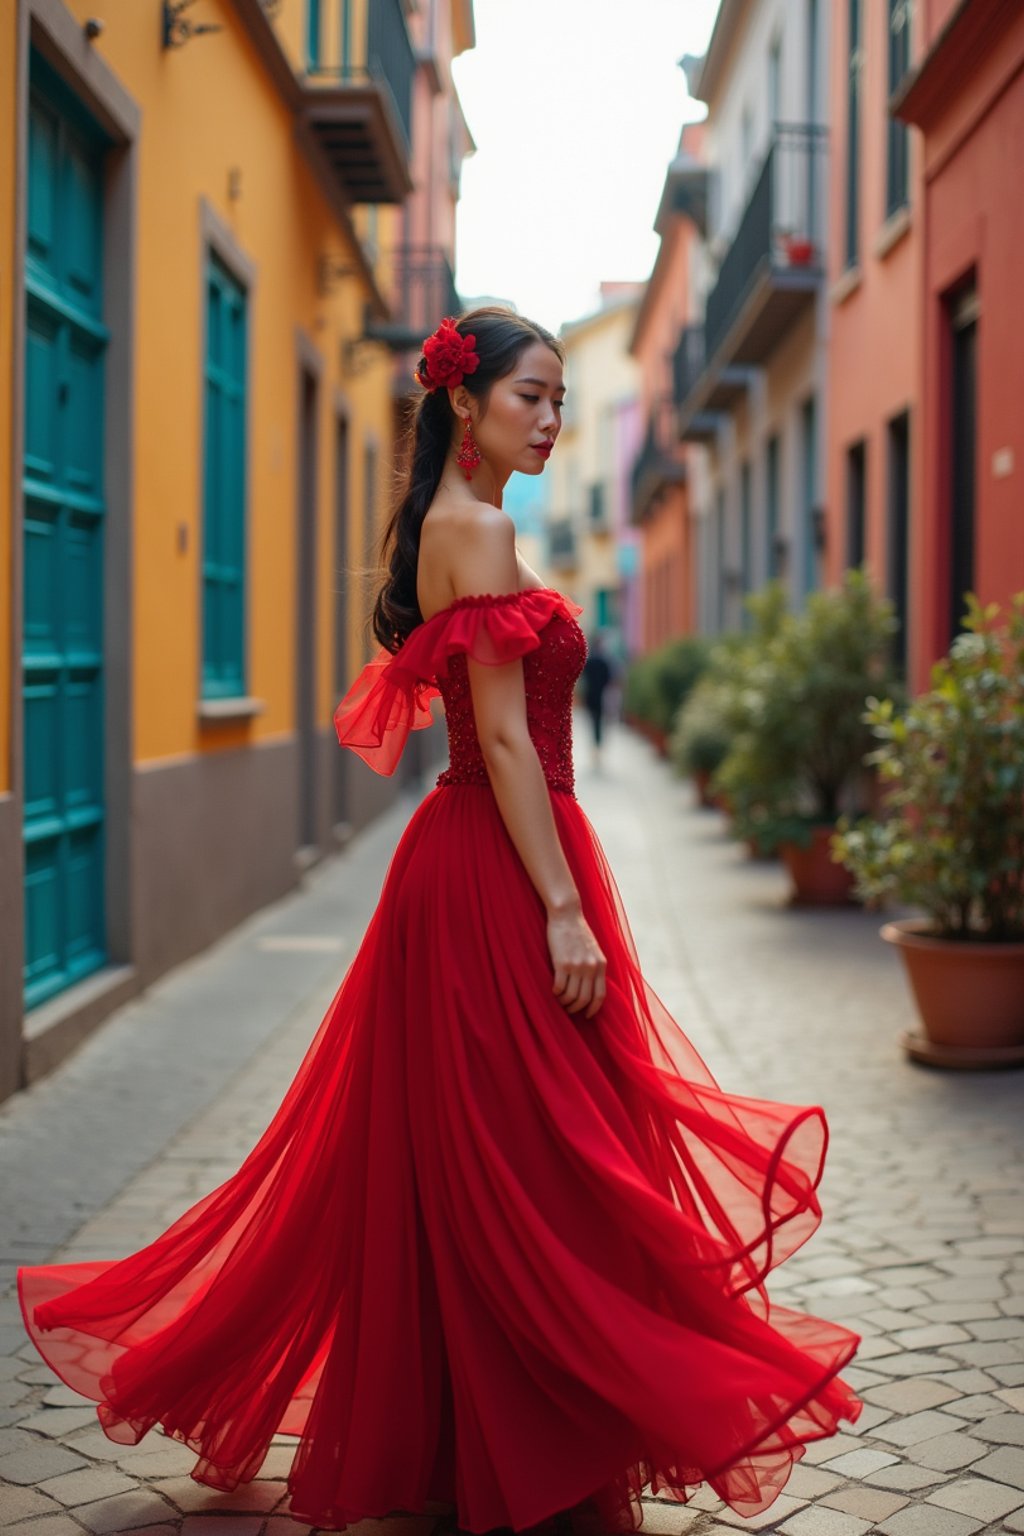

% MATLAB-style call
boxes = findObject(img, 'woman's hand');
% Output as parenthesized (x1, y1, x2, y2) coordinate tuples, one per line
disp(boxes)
(547, 904, 607, 1019)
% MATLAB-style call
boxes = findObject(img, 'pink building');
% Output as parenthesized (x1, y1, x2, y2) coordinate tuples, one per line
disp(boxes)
(629, 124, 702, 651)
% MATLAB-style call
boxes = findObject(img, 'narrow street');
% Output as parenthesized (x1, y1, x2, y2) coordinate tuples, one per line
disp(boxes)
(1, 720, 1022, 1536)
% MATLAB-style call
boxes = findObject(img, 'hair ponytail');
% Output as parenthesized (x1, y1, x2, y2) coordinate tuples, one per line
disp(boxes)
(371, 388, 452, 651)
(371, 306, 563, 652)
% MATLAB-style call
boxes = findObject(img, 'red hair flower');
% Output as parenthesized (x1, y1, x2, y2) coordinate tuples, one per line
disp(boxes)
(415, 317, 480, 392)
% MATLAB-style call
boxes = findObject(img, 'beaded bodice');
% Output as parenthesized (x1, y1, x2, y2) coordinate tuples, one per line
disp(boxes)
(333, 587, 587, 788)
(435, 602, 587, 794)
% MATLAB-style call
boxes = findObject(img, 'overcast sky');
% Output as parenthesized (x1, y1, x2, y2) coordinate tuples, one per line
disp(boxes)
(450, 0, 720, 333)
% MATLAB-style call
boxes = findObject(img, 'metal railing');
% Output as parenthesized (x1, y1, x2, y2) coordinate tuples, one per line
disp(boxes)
(631, 397, 685, 515)
(704, 124, 827, 362)
(307, 0, 414, 151)
(672, 324, 707, 407)
(365, 245, 459, 348)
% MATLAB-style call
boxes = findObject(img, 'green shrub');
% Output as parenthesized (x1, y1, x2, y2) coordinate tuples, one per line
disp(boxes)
(669, 675, 733, 777)
(832, 592, 1024, 940)
(668, 585, 791, 835)
(624, 635, 709, 733)
(715, 568, 901, 853)
(622, 652, 660, 726)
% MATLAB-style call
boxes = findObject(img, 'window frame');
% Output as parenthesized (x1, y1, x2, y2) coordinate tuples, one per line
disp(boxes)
(845, 0, 863, 271)
(886, 0, 911, 217)
(200, 249, 249, 701)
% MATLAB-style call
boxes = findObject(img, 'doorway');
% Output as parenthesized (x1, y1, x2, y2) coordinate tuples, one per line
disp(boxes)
(333, 413, 351, 830)
(887, 410, 910, 672)
(296, 367, 319, 853)
(22, 54, 110, 1008)
(947, 284, 978, 642)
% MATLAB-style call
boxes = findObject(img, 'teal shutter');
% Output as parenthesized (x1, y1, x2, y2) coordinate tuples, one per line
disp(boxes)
(23, 53, 109, 1007)
(307, 0, 321, 69)
(341, 0, 352, 73)
(202, 253, 248, 699)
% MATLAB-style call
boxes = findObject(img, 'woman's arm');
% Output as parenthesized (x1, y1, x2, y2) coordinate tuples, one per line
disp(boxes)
(452, 512, 606, 1019)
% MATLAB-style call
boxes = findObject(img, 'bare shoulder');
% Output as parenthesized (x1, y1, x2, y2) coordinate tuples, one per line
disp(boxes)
(449, 506, 517, 598)
(419, 498, 518, 614)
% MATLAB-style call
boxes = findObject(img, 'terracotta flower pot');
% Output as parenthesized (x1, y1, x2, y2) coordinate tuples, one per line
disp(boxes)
(782, 235, 815, 265)
(881, 918, 1024, 1069)
(693, 768, 716, 808)
(779, 824, 856, 906)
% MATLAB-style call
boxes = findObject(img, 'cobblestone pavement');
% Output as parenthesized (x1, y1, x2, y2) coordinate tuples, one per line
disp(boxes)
(1, 719, 1022, 1536)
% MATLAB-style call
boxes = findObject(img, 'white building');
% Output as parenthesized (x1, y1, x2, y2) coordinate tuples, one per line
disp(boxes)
(676, 0, 831, 632)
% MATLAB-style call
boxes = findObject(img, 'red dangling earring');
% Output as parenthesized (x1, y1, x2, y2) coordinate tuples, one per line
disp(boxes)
(456, 417, 482, 480)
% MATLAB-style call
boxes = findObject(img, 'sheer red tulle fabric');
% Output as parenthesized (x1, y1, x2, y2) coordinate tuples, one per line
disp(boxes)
(19, 588, 862, 1534)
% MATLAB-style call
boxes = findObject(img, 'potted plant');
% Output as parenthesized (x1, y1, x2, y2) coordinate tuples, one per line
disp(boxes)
(671, 588, 789, 822)
(622, 652, 660, 746)
(832, 593, 1024, 1068)
(624, 635, 709, 757)
(715, 569, 901, 900)
(669, 675, 733, 807)
(780, 230, 816, 266)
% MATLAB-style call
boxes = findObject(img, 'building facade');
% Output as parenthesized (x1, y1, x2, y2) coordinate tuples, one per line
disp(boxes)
(0, 0, 474, 1099)
(824, 0, 919, 677)
(894, 0, 1024, 690)
(674, 0, 832, 635)
(544, 285, 642, 652)
(629, 124, 702, 654)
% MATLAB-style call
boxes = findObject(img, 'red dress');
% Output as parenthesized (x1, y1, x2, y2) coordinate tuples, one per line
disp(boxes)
(18, 588, 861, 1533)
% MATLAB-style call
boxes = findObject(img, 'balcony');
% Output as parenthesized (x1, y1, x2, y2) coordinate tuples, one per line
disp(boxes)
(678, 125, 827, 428)
(672, 324, 747, 441)
(588, 481, 611, 534)
(364, 246, 461, 352)
(630, 400, 687, 523)
(547, 518, 578, 573)
(302, 0, 415, 204)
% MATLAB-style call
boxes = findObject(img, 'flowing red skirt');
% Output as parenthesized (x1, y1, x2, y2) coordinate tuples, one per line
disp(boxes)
(19, 783, 861, 1532)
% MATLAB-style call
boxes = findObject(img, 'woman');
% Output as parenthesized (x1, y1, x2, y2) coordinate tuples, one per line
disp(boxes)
(18, 308, 861, 1535)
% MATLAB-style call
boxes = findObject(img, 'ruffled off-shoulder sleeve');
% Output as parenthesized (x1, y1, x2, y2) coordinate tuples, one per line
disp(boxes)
(333, 588, 581, 776)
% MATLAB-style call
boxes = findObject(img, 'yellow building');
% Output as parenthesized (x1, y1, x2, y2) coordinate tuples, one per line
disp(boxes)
(0, 0, 474, 1100)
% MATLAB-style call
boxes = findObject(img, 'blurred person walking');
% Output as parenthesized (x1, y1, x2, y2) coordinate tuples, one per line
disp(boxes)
(580, 630, 617, 768)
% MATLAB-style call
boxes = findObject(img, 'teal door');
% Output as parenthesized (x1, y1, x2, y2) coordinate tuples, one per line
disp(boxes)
(22, 55, 110, 1008)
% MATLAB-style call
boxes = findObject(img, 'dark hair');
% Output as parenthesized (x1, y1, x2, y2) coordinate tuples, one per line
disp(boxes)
(371, 305, 564, 651)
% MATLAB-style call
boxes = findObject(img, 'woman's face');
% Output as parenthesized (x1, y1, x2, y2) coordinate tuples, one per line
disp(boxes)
(463, 341, 565, 477)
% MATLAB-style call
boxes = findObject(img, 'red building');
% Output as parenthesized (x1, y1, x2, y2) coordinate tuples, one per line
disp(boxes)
(894, 0, 1024, 688)
(825, 0, 920, 676)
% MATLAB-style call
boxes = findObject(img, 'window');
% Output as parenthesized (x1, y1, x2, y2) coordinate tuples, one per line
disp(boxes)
(766, 434, 781, 578)
(596, 588, 617, 630)
(806, 0, 819, 123)
(845, 440, 867, 569)
(800, 393, 819, 596)
(947, 285, 978, 643)
(845, 0, 862, 268)
(886, 0, 911, 215)
(363, 439, 378, 662)
(306, 0, 321, 70)
(886, 411, 910, 673)
(589, 482, 607, 529)
(202, 252, 248, 698)
(740, 104, 754, 194)
(341, 0, 353, 73)
(768, 33, 782, 129)
(739, 460, 752, 624)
